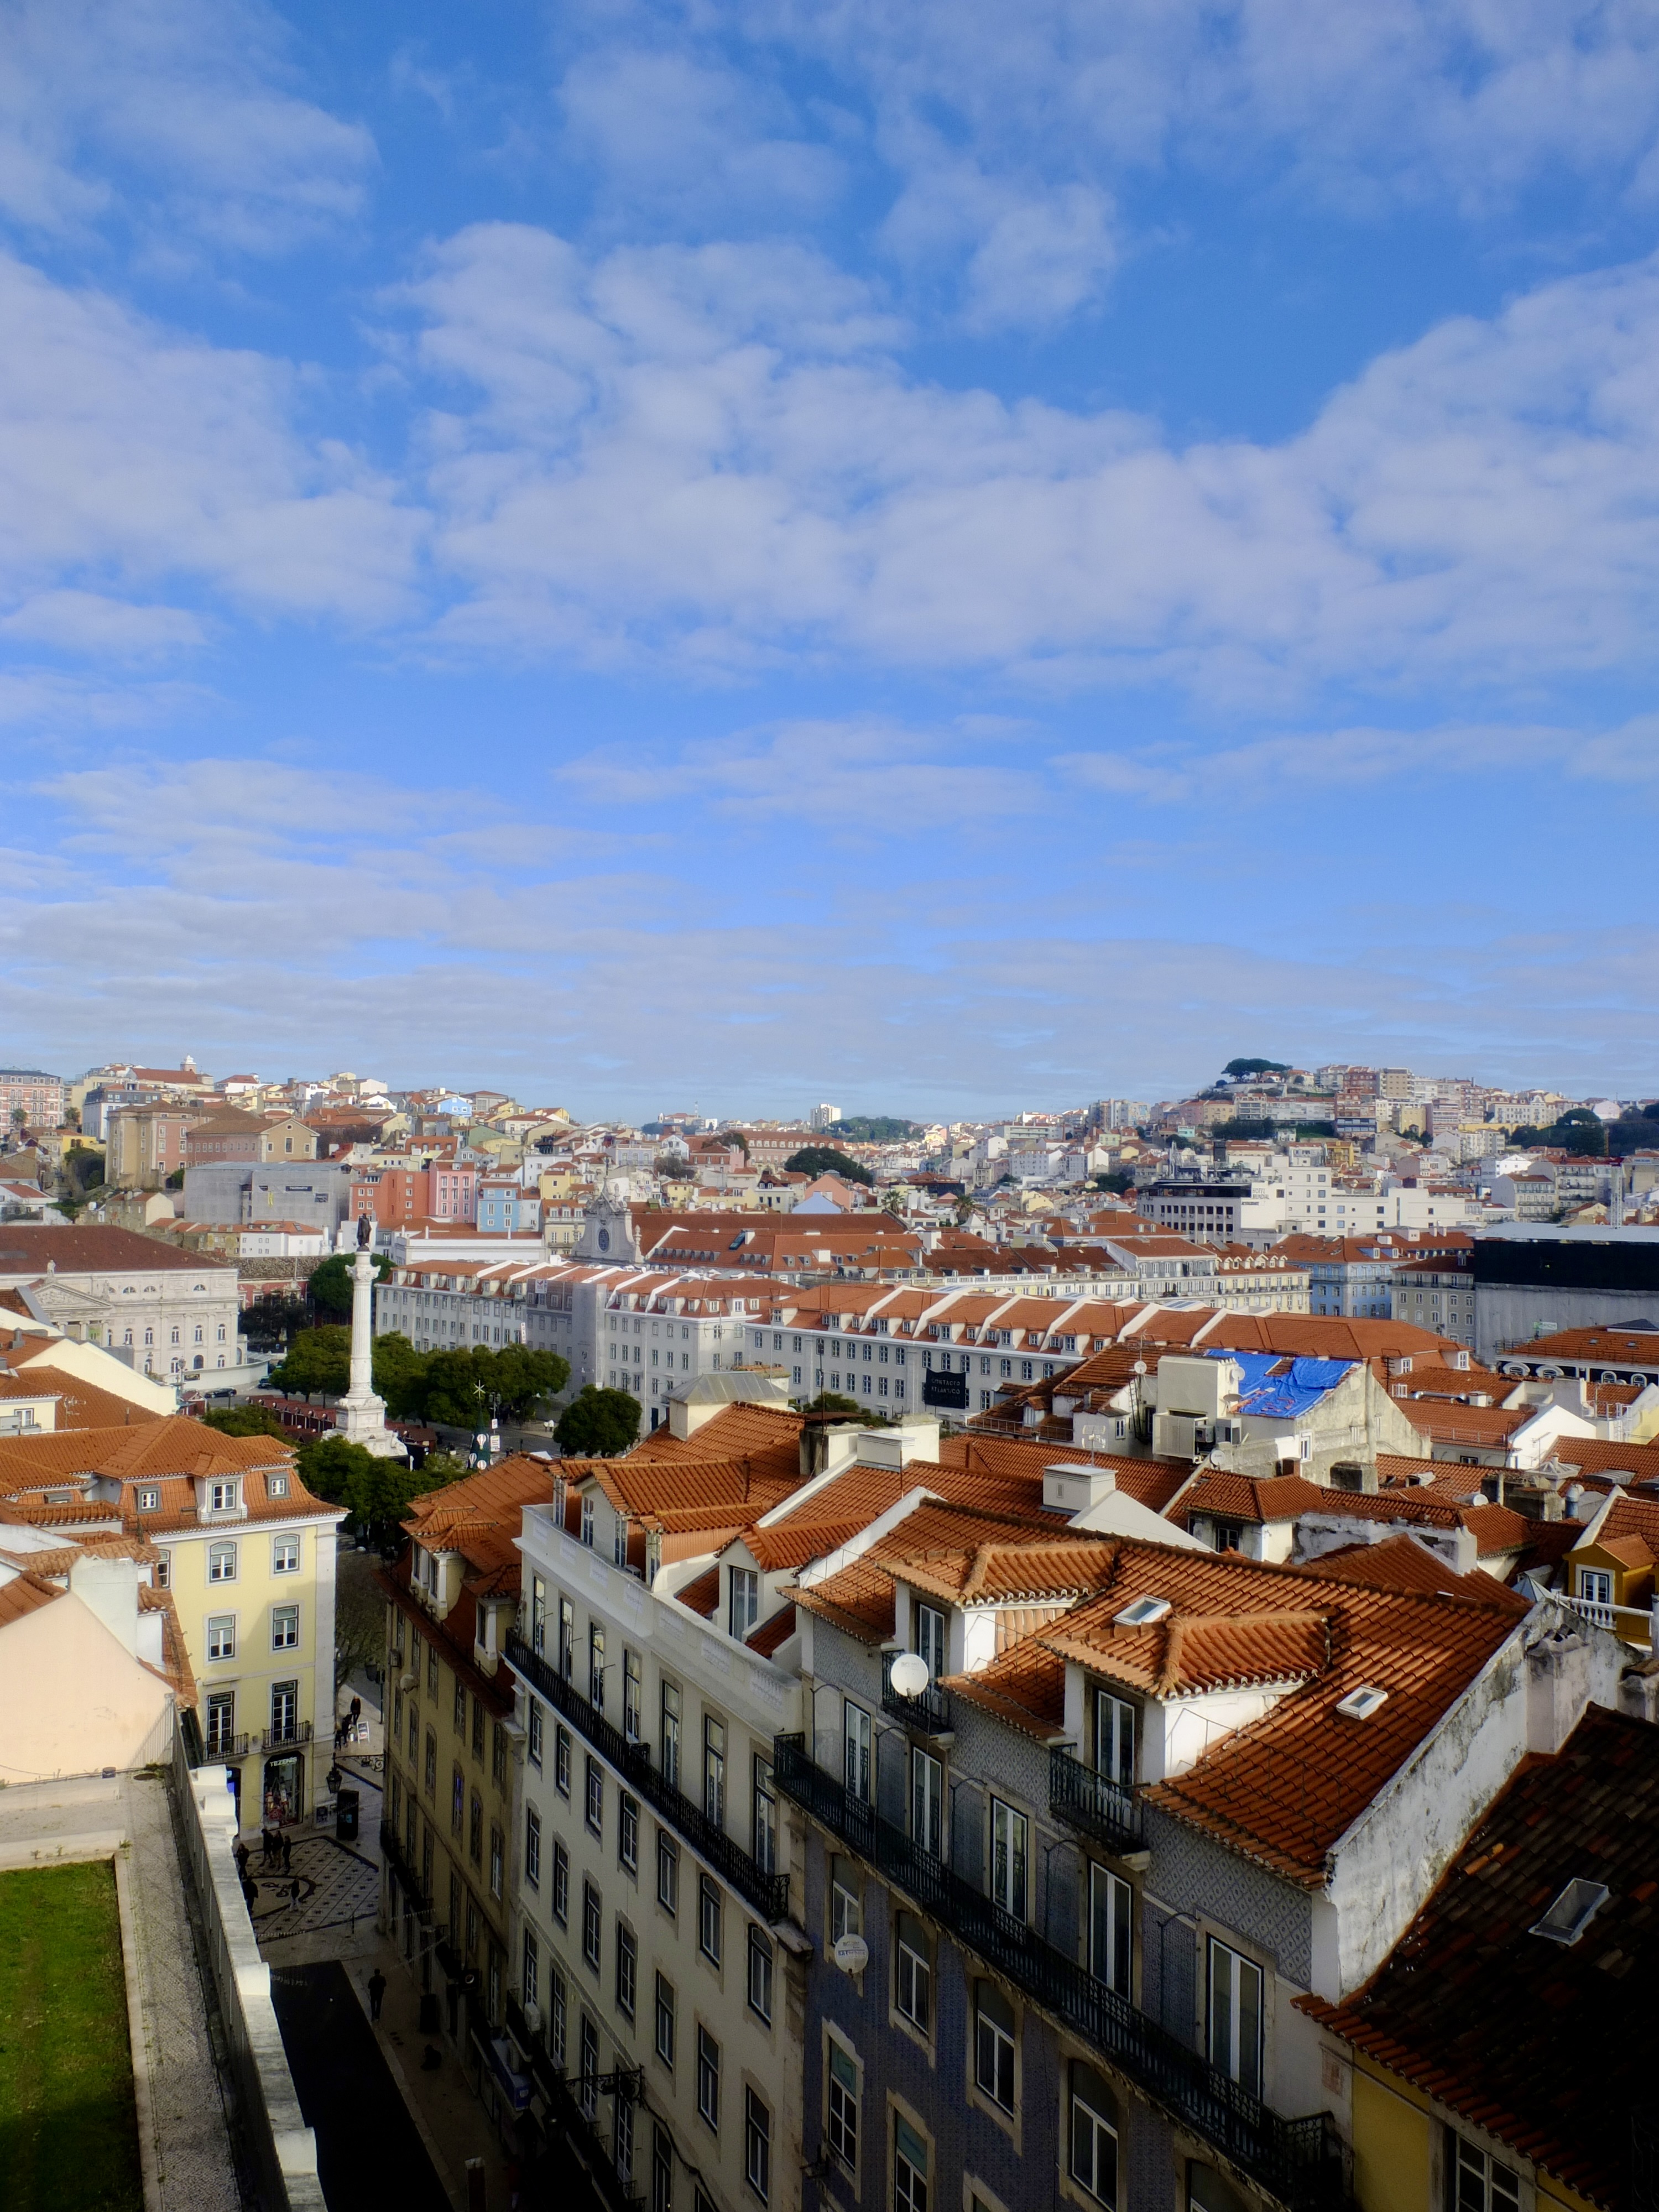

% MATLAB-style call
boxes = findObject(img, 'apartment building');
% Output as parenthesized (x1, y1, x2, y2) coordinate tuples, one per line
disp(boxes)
(106, 1103, 200, 1190)
(0, 1224, 244, 1380)
(0, 1415, 342, 1826)
(0, 1068, 65, 1129)
(377, 1458, 558, 2083)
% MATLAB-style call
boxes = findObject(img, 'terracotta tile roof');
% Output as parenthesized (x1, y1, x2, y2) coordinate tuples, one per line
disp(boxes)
(1543, 1436, 1659, 1488)
(1300, 1705, 1659, 2204)
(402, 1454, 560, 1580)
(936, 1432, 1192, 1512)
(1593, 1491, 1659, 1553)
(1281, 1533, 1528, 1613)
(745, 1604, 796, 1658)
(1298, 1486, 1530, 1550)
(0, 1225, 235, 1275)
(1503, 1324, 1659, 1364)
(0, 1570, 63, 1627)
(0, 1415, 291, 1489)
(790, 1557, 897, 1642)
(674, 1567, 720, 1619)
(1396, 1400, 1531, 1445)
(1170, 1472, 1329, 1528)
(944, 1641, 1067, 1739)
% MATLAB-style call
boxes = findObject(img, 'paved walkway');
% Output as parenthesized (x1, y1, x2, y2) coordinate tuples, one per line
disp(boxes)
(0, 1771, 244, 2212)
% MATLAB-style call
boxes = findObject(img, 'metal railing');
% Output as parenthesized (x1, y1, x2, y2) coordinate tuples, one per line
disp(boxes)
(881, 1674, 954, 1737)
(263, 1719, 314, 1752)
(773, 1735, 1344, 2212)
(507, 1631, 789, 1920)
(1048, 1747, 1145, 1854)
(205, 1731, 253, 1761)
(505, 1994, 645, 2212)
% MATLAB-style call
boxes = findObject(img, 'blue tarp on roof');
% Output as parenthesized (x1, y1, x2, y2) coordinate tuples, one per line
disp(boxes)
(1202, 1348, 1353, 1420)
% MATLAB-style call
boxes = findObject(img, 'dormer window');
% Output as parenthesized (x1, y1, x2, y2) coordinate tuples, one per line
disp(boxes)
(137, 1487, 160, 1512)
(268, 1474, 288, 1499)
(208, 1479, 239, 1514)
(1114, 1595, 1170, 1629)
(581, 1496, 596, 1548)
(1335, 1686, 1388, 1720)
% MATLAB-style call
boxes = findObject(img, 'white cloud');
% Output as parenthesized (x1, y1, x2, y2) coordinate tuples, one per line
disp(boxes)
(403, 226, 1659, 693)
(0, 253, 424, 621)
(0, 589, 205, 659)
(0, 0, 375, 252)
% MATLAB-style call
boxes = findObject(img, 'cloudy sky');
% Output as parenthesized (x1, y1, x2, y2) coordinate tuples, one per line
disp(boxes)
(3, 0, 1657, 1118)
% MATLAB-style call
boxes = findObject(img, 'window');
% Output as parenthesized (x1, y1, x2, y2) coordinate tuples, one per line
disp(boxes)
(580, 2016, 599, 2122)
(589, 1622, 606, 1709)
(915, 1601, 946, 1683)
(974, 1981, 1015, 2110)
(207, 1541, 238, 1583)
(489, 1825, 504, 1900)
(526, 1806, 541, 1888)
(661, 1683, 681, 1785)
(586, 1756, 604, 1837)
(529, 1700, 544, 1767)
(208, 1479, 238, 1513)
(699, 1874, 722, 1964)
(990, 1798, 1028, 1920)
(653, 2126, 674, 2212)
(624, 1648, 643, 1742)
(655, 1973, 677, 2067)
(431, 1646, 442, 1698)
(747, 1925, 773, 2022)
(729, 1567, 759, 1641)
(696, 2026, 720, 2131)
(523, 1928, 539, 2012)
(581, 1496, 596, 1548)
(895, 1911, 933, 2034)
(753, 1757, 778, 1875)
(447, 1765, 462, 1834)
(910, 1749, 942, 1859)
(617, 1922, 638, 2018)
(744, 2088, 771, 2203)
(272, 1604, 299, 1651)
(206, 1614, 235, 1661)
(1094, 1691, 1136, 1785)
(827, 2041, 858, 2168)
(136, 1485, 160, 1512)
(205, 1692, 236, 1755)
(1578, 1567, 1614, 1606)
(1207, 1939, 1263, 2098)
(583, 1882, 602, 1970)
(493, 1721, 507, 1787)
(268, 1472, 286, 1496)
(153, 1550, 170, 1589)
(830, 1855, 861, 1943)
(1089, 1866, 1133, 1997)
(844, 1700, 872, 1802)
(658, 1831, 680, 1915)
(469, 1792, 483, 1861)
(894, 2115, 929, 2212)
(552, 1840, 570, 1925)
(559, 1596, 575, 1677)
(556, 1724, 572, 1797)
(1068, 2063, 1119, 2205)
(620, 1792, 640, 1872)
(703, 1714, 726, 1829)
(272, 1536, 299, 1574)
(1453, 2136, 1520, 2212)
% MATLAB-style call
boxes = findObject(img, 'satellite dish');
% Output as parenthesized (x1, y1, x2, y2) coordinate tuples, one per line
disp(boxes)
(889, 1652, 930, 1699)
(832, 1934, 869, 1975)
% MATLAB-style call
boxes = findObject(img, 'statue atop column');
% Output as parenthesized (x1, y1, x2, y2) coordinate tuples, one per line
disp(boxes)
(332, 1213, 406, 1459)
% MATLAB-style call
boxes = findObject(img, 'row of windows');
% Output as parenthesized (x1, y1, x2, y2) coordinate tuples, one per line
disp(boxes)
(117, 1322, 228, 1347)
(202, 1681, 299, 1750)
(197, 1536, 301, 1580)
(205, 1605, 300, 1660)
(392, 1620, 511, 1784)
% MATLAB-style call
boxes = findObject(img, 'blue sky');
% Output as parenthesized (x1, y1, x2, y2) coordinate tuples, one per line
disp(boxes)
(3, 0, 1658, 1119)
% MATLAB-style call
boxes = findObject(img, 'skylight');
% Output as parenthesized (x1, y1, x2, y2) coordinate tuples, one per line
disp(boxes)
(1530, 1879, 1609, 1947)
(1335, 1686, 1389, 1719)
(1114, 1595, 1171, 1627)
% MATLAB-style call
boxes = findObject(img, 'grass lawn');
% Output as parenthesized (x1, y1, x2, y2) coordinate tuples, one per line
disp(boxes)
(0, 1859, 144, 2211)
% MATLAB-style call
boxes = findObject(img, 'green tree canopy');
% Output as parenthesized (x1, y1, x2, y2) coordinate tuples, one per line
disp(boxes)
(1092, 1171, 1136, 1194)
(267, 1326, 351, 1398)
(1221, 1058, 1291, 1080)
(199, 1404, 291, 1440)
(832, 1117, 920, 1141)
(801, 1390, 861, 1416)
(306, 1250, 389, 1319)
(294, 1432, 378, 1505)
(554, 1385, 640, 1457)
(784, 1146, 874, 1186)
(345, 1450, 461, 1542)
(416, 1344, 571, 1428)
(371, 1332, 430, 1418)
(243, 1293, 309, 1352)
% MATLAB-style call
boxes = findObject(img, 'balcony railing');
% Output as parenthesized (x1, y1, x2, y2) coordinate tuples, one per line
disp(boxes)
(881, 1673, 954, 1738)
(507, 1632, 790, 1921)
(1048, 1746, 1144, 1855)
(379, 1819, 431, 1912)
(505, 1994, 644, 2212)
(205, 1731, 253, 1761)
(263, 1719, 313, 1753)
(773, 1735, 1344, 2212)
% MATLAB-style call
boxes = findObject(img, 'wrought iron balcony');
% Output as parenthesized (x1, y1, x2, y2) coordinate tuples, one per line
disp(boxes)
(881, 1672, 954, 1738)
(505, 1994, 645, 2212)
(507, 1631, 790, 1921)
(204, 1731, 252, 1761)
(1049, 1746, 1144, 1855)
(263, 1718, 313, 1752)
(773, 1734, 1345, 2212)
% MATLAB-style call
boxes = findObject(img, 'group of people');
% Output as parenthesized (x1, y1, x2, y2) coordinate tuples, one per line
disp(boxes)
(234, 1825, 303, 1912)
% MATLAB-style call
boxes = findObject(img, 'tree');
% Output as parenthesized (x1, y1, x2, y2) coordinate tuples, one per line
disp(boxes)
(243, 1293, 309, 1352)
(555, 1385, 641, 1456)
(372, 1332, 431, 1418)
(1221, 1058, 1291, 1081)
(346, 1451, 458, 1544)
(785, 1146, 874, 1186)
(801, 1391, 862, 1416)
(307, 1249, 389, 1320)
(200, 1405, 291, 1440)
(832, 1117, 920, 1141)
(488, 1343, 570, 1421)
(333, 1547, 385, 1691)
(417, 1344, 571, 1428)
(267, 1326, 351, 1399)
(295, 1433, 379, 1505)
(1093, 1171, 1136, 1194)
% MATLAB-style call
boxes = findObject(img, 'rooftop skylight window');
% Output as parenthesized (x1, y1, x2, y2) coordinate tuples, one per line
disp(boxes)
(1530, 1879, 1609, 1947)
(1114, 1595, 1171, 1627)
(1335, 1686, 1389, 1719)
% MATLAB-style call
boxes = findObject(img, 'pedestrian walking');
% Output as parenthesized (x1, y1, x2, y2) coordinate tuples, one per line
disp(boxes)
(241, 1876, 258, 1910)
(368, 1969, 387, 2022)
(233, 1839, 249, 1879)
(349, 1694, 362, 1726)
(280, 1832, 293, 1875)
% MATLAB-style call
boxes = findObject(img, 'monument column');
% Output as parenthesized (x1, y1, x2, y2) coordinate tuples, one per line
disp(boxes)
(333, 1212, 406, 1459)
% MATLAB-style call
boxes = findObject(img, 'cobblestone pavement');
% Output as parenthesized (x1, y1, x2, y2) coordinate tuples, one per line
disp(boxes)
(247, 1829, 379, 1942)
(0, 1771, 243, 2212)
